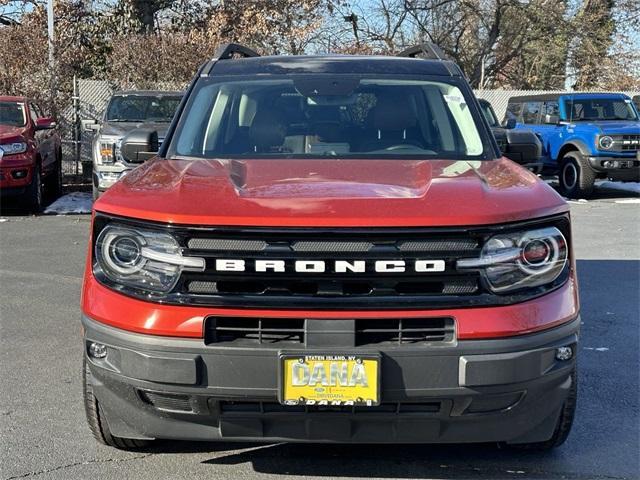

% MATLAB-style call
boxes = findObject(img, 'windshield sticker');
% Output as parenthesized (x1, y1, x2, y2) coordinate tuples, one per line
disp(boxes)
(444, 95, 465, 104)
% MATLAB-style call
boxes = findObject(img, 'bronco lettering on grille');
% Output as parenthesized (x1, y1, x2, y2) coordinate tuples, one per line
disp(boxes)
(214, 259, 446, 273)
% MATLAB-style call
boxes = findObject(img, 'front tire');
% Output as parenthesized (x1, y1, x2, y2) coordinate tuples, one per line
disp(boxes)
(45, 150, 63, 199)
(25, 166, 42, 213)
(83, 358, 151, 450)
(559, 152, 595, 199)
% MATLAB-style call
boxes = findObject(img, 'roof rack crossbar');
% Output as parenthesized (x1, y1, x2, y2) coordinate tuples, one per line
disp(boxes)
(397, 43, 447, 61)
(204, 43, 261, 75)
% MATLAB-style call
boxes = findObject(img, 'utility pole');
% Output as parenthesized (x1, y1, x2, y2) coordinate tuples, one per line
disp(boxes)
(47, 0, 56, 114)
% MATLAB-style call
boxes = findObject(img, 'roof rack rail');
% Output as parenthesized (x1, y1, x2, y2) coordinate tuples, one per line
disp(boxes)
(203, 43, 261, 76)
(215, 43, 261, 61)
(397, 43, 448, 61)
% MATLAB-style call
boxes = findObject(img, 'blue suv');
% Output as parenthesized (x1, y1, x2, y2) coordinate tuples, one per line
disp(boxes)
(506, 93, 640, 198)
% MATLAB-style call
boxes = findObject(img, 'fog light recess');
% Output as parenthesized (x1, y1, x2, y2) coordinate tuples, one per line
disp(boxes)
(555, 346, 573, 361)
(88, 342, 107, 359)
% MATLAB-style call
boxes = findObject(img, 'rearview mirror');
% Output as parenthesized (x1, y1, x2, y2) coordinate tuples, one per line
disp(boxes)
(503, 117, 517, 129)
(121, 128, 159, 163)
(35, 117, 56, 130)
(544, 114, 560, 125)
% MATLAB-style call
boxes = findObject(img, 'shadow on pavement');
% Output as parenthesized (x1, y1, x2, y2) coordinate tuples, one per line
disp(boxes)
(200, 442, 567, 479)
(0, 190, 57, 216)
(136, 440, 564, 479)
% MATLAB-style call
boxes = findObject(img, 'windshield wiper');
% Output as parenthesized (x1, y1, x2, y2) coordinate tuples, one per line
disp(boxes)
(579, 117, 632, 121)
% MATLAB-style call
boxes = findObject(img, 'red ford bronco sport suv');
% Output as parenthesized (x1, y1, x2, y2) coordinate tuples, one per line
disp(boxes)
(81, 44, 579, 450)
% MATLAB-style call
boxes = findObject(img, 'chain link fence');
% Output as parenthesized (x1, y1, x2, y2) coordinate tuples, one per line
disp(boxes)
(59, 80, 639, 183)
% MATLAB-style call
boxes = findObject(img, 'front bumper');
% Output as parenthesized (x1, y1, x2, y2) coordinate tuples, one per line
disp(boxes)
(83, 313, 579, 444)
(587, 154, 640, 179)
(0, 153, 34, 190)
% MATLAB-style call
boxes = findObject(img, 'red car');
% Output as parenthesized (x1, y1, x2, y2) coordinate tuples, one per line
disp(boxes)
(0, 96, 62, 211)
(82, 44, 579, 451)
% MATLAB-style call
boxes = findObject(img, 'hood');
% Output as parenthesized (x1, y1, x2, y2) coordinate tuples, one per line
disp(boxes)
(100, 121, 171, 138)
(95, 157, 568, 227)
(0, 124, 26, 141)
(575, 121, 640, 134)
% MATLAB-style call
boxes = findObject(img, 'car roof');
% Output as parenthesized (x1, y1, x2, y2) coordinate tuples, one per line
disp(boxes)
(0, 95, 27, 103)
(111, 90, 184, 97)
(508, 92, 630, 103)
(206, 54, 461, 77)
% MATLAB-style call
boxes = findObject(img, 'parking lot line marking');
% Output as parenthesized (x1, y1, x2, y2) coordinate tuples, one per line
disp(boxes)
(0, 269, 82, 284)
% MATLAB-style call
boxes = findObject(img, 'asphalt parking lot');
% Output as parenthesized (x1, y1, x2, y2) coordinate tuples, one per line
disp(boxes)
(1, 189, 638, 480)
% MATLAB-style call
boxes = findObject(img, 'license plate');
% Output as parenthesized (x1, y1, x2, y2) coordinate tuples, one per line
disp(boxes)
(280, 354, 380, 406)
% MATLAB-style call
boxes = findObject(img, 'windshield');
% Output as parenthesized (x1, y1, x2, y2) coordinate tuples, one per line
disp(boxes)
(106, 95, 181, 122)
(479, 101, 499, 127)
(169, 76, 487, 160)
(0, 102, 27, 127)
(565, 97, 639, 122)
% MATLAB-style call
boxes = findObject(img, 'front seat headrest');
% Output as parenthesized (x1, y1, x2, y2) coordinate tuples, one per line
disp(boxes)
(248, 110, 287, 152)
(369, 95, 417, 131)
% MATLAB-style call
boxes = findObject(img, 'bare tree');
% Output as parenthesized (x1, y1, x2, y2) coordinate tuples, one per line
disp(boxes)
(202, 0, 332, 55)
(1, 0, 637, 111)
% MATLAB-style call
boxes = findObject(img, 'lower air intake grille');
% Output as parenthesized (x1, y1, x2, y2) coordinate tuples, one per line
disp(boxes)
(138, 391, 193, 413)
(205, 317, 305, 345)
(355, 318, 455, 346)
(219, 401, 441, 415)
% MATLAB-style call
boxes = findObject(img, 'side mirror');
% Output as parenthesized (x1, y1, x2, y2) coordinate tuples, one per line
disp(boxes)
(82, 119, 100, 132)
(35, 117, 56, 130)
(544, 114, 560, 125)
(121, 128, 159, 163)
(503, 117, 517, 129)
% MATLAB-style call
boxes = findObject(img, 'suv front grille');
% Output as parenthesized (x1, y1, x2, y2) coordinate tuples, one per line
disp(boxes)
(612, 134, 640, 152)
(206, 317, 305, 345)
(188, 278, 478, 296)
(355, 318, 455, 345)
(204, 317, 455, 347)
(92, 215, 571, 309)
(178, 228, 483, 309)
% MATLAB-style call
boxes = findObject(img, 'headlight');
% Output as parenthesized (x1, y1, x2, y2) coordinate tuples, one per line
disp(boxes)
(95, 225, 205, 293)
(598, 135, 614, 150)
(0, 142, 28, 155)
(457, 226, 568, 293)
(95, 135, 122, 165)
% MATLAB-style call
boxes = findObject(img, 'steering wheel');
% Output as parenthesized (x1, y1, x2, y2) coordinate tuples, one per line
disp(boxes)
(385, 144, 422, 151)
